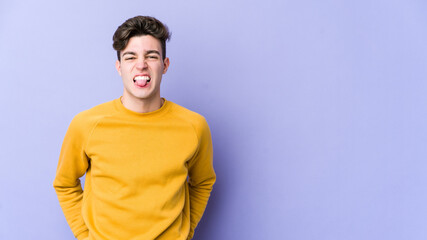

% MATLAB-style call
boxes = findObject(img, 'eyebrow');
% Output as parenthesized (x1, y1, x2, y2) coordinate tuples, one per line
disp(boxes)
(146, 50, 161, 56)
(122, 50, 161, 58)
(122, 51, 136, 57)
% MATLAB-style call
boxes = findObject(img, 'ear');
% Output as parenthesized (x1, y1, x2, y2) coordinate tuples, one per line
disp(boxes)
(115, 60, 122, 76)
(162, 57, 170, 74)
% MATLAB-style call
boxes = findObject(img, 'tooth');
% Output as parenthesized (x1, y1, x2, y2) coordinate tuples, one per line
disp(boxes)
(134, 76, 151, 80)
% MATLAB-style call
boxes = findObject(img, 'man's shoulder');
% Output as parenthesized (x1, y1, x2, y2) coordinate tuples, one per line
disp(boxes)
(167, 101, 209, 131)
(69, 99, 118, 132)
(168, 101, 206, 122)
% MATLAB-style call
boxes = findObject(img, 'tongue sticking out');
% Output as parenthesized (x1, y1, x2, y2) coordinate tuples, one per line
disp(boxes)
(135, 79, 148, 87)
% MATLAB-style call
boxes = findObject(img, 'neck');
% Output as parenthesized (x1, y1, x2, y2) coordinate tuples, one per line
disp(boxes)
(120, 95, 163, 113)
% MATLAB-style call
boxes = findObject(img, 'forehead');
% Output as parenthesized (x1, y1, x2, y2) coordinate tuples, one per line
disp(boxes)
(123, 35, 162, 52)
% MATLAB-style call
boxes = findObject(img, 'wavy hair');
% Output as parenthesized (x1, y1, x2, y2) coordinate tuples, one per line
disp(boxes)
(113, 16, 171, 60)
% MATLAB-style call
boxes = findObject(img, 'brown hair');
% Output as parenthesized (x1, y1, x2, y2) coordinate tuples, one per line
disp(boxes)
(112, 16, 171, 61)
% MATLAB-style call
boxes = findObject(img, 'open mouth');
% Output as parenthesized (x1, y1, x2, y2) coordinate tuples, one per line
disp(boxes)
(133, 75, 151, 87)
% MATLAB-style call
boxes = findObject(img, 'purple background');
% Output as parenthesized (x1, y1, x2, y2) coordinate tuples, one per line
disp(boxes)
(1, 0, 427, 239)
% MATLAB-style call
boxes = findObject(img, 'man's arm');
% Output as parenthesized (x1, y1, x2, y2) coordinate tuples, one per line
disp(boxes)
(187, 117, 216, 239)
(53, 115, 90, 240)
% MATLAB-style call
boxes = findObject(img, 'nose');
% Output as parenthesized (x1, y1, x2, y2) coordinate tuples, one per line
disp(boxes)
(136, 58, 148, 70)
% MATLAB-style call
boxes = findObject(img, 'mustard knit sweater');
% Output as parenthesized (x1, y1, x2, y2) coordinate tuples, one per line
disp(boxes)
(53, 98, 216, 240)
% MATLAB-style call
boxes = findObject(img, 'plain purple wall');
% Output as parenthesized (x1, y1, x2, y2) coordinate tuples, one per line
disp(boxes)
(1, 0, 427, 239)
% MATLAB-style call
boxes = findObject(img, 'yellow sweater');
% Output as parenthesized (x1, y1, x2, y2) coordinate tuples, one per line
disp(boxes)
(53, 98, 216, 240)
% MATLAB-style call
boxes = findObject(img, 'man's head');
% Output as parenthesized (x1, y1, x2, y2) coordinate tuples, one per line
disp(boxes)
(113, 16, 171, 109)
(113, 16, 171, 61)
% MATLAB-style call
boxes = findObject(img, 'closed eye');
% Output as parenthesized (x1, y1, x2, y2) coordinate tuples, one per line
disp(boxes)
(147, 55, 159, 59)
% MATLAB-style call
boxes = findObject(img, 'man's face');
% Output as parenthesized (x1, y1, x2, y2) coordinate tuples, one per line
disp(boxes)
(115, 35, 169, 103)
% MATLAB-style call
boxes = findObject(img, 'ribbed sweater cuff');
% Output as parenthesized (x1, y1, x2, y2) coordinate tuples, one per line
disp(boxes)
(76, 230, 89, 240)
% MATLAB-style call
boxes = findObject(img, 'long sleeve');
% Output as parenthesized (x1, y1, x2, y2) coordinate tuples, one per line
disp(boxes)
(53, 114, 91, 240)
(187, 117, 216, 239)
(53, 99, 215, 239)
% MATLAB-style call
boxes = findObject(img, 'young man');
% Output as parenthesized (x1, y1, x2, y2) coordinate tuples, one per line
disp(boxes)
(53, 16, 216, 240)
